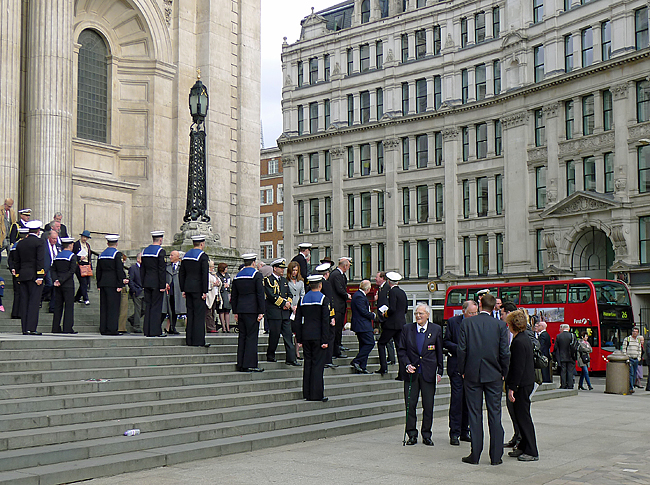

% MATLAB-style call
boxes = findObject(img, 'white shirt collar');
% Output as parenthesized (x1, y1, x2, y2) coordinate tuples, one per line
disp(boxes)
(416, 322, 428, 333)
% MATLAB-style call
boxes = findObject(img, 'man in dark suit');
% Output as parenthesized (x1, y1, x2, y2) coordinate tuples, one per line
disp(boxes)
(554, 324, 576, 389)
(397, 303, 443, 446)
(50, 237, 77, 334)
(179, 235, 210, 347)
(42, 229, 61, 313)
(458, 293, 510, 465)
(231, 253, 266, 372)
(444, 300, 477, 445)
(376, 272, 407, 376)
(264, 258, 299, 365)
(162, 250, 185, 335)
(535, 320, 552, 383)
(350, 280, 376, 374)
(141, 230, 168, 337)
(291, 242, 311, 281)
(328, 257, 351, 361)
(44, 212, 69, 238)
(374, 272, 395, 369)
(96, 235, 128, 336)
(8, 227, 28, 319)
(13, 220, 45, 335)
(128, 253, 144, 333)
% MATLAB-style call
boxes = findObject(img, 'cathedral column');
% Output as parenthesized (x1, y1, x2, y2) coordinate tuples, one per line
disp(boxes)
(0, 0, 22, 202)
(25, 0, 74, 221)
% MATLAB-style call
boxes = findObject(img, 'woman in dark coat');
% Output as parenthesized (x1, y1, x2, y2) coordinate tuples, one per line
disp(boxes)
(73, 230, 98, 305)
(505, 309, 539, 462)
(216, 263, 232, 332)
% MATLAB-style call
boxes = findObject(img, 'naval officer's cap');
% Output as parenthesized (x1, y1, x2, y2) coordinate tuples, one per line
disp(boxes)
(26, 220, 42, 230)
(271, 258, 287, 268)
(307, 274, 323, 283)
(385, 271, 403, 282)
(315, 262, 332, 272)
(18, 208, 31, 215)
(105, 234, 120, 242)
(298, 242, 312, 249)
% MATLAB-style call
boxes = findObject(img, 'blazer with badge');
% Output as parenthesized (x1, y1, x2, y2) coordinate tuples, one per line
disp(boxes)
(231, 267, 266, 314)
(397, 322, 444, 383)
(50, 250, 78, 289)
(350, 289, 375, 333)
(96, 247, 126, 288)
(140, 245, 166, 290)
(294, 291, 333, 344)
(264, 274, 292, 320)
(179, 248, 209, 294)
(14, 234, 46, 282)
(457, 312, 510, 383)
(384, 285, 407, 330)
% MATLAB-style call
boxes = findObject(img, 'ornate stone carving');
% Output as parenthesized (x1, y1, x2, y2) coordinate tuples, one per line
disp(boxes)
(527, 147, 547, 161)
(330, 147, 346, 158)
(383, 138, 400, 150)
(544, 232, 558, 262)
(558, 131, 615, 156)
(281, 155, 295, 167)
(628, 122, 650, 140)
(611, 82, 629, 100)
(501, 110, 528, 128)
(284, 75, 292, 86)
(615, 178, 626, 192)
(611, 225, 628, 255)
(546, 190, 557, 204)
(442, 128, 458, 140)
(332, 62, 340, 75)
(542, 103, 559, 118)
(559, 198, 611, 214)
(445, 33, 455, 48)
(386, 49, 394, 62)
(162, 0, 172, 26)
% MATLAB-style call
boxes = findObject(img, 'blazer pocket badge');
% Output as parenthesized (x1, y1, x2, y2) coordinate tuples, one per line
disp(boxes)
(427, 344, 435, 350)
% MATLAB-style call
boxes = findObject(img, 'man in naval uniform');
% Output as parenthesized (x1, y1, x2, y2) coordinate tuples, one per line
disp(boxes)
(264, 258, 299, 366)
(377, 272, 407, 376)
(8, 227, 28, 319)
(294, 274, 332, 402)
(141, 230, 167, 337)
(231, 253, 266, 372)
(51, 237, 78, 334)
(291, 242, 311, 280)
(96, 235, 127, 336)
(13, 220, 45, 335)
(179, 235, 210, 347)
(9, 208, 31, 244)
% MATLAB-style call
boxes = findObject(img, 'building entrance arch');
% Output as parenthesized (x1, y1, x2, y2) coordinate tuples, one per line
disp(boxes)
(571, 227, 614, 279)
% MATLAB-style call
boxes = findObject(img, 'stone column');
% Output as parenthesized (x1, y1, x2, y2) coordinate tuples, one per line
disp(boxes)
(0, 0, 21, 203)
(330, 147, 346, 256)
(442, 128, 459, 273)
(383, 138, 400, 270)
(543, 103, 559, 206)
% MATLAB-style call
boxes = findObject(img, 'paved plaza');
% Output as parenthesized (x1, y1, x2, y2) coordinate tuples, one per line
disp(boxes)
(86, 377, 650, 485)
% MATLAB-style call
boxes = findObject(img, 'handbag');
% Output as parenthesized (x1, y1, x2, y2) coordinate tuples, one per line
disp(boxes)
(580, 350, 590, 365)
(79, 264, 93, 277)
(533, 347, 549, 369)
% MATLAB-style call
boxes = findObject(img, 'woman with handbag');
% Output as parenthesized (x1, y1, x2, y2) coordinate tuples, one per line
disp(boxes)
(577, 330, 593, 390)
(216, 263, 232, 333)
(73, 230, 97, 305)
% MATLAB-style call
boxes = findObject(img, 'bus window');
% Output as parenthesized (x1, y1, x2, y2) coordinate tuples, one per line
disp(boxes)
(544, 284, 567, 304)
(520, 286, 543, 304)
(600, 323, 634, 351)
(568, 284, 591, 303)
(592, 281, 631, 306)
(446, 289, 467, 306)
(573, 326, 599, 348)
(470, 287, 498, 303)
(500, 286, 520, 304)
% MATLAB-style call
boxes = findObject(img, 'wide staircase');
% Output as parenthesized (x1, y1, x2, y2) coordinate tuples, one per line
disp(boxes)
(0, 268, 577, 485)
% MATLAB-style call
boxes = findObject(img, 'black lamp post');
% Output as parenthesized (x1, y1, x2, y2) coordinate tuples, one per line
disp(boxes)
(184, 70, 210, 222)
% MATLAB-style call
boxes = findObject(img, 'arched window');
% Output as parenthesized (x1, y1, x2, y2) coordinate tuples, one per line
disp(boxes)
(77, 29, 109, 143)
(361, 0, 370, 23)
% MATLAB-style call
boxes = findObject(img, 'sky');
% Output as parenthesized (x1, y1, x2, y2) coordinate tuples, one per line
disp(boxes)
(261, 0, 334, 148)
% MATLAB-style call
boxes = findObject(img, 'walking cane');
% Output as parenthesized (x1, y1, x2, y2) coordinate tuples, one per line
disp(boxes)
(403, 371, 414, 446)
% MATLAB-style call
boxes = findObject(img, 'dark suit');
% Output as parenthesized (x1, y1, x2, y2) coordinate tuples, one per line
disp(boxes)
(458, 312, 510, 464)
(43, 222, 68, 239)
(290, 252, 309, 282)
(42, 239, 61, 311)
(444, 314, 470, 439)
(554, 331, 576, 388)
(397, 322, 444, 440)
(295, 291, 332, 400)
(231, 266, 266, 369)
(128, 263, 144, 331)
(328, 267, 348, 359)
(179, 248, 209, 346)
(506, 331, 538, 458)
(350, 289, 375, 370)
(264, 273, 296, 363)
(538, 330, 552, 383)
(376, 282, 395, 368)
(50, 250, 77, 333)
(96, 247, 126, 336)
(14, 234, 45, 333)
(8, 241, 21, 319)
(379, 284, 407, 375)
(140, 244, 167, 337)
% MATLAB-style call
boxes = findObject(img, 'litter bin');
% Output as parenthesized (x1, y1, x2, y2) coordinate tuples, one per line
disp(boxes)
(605, 351, 630, 395)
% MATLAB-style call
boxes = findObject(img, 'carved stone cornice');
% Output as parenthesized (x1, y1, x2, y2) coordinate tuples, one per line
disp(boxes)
(611, 82, 629, 100)
(527, 147, 548, 161)
(281, 155, 295, 167)
(501, 111, 528, 129)
(611, 225, 628, 256)
(442, 128, 458, 140)
(628, 122, 650, 141)
(541, 191, 619, 219)
(330, 147, 346, 158)
(383, 138, 400, 150)
(162, 0, 172, 26)
(543, 102, 559, 118)
(544, 232, 559, 263)
(558, 131, 615, 156)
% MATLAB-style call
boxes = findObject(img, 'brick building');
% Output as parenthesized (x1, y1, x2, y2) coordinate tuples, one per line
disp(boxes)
(260, 147, 284, 261)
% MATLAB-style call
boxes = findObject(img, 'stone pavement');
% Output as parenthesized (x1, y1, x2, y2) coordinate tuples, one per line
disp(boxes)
(85, 377, 650, 485)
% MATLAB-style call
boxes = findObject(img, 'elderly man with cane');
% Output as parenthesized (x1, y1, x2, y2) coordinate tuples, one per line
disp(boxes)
(397, 304, 443, 446)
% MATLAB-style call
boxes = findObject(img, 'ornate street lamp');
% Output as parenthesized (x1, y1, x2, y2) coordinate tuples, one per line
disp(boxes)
(184, 69, 210, 222)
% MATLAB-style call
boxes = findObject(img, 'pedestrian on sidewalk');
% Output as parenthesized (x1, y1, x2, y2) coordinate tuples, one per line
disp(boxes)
(554, 324, 577, 389)
(622, 327, 644, 393)
(577, 331, 593, 390)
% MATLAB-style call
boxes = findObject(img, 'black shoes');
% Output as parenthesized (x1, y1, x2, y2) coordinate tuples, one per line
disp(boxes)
(517, 454, 539, 462)
(386, 360, 394, 365)
(23, 331, 42, 336)
(203, 343, 211, 348)
(168, 329, 180, 335)
(285, 361, 301, 366)
(325, 363, 339, 368)
(333, 354, 347, 359)
(296, 356, 304, 360)
(460, 435, 471, 442)
(374, 369, 388, 375)
(423, 438, 434, 446)
(462, 455, 478, 465)
(340, 346, 350, 351)
(508, 449, 524, 457)
(352, 362, 371, 374)
(491, 459, 503, 465)
(243, 367, 264, 372)
(450, 436, 460, 446)
(321, 397, 328, 402)
(405, 436, 417, 445)
(504, 438, 518, 448)
(266, 357, 277, 362)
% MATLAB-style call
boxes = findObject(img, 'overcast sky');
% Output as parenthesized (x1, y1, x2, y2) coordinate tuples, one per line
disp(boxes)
(261, 0, 334, 148)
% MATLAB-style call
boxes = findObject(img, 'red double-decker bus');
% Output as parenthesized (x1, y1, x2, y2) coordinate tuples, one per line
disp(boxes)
(444, 279, 634, 372)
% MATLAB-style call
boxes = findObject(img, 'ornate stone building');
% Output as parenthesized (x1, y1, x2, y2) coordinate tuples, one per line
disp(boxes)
(279, 0, 650, 317)
(0, 0, 261, 252)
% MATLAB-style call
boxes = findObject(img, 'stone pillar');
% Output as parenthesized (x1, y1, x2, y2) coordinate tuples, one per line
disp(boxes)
(383, 138, 400, 270)
(330, 147, 346, 256)
(0, 0, 21, 203)
(543, 103, 559, 206)
(24, 0, 74, 221)
(442, 128, 459, 273)
(611, 82, 630, 201)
